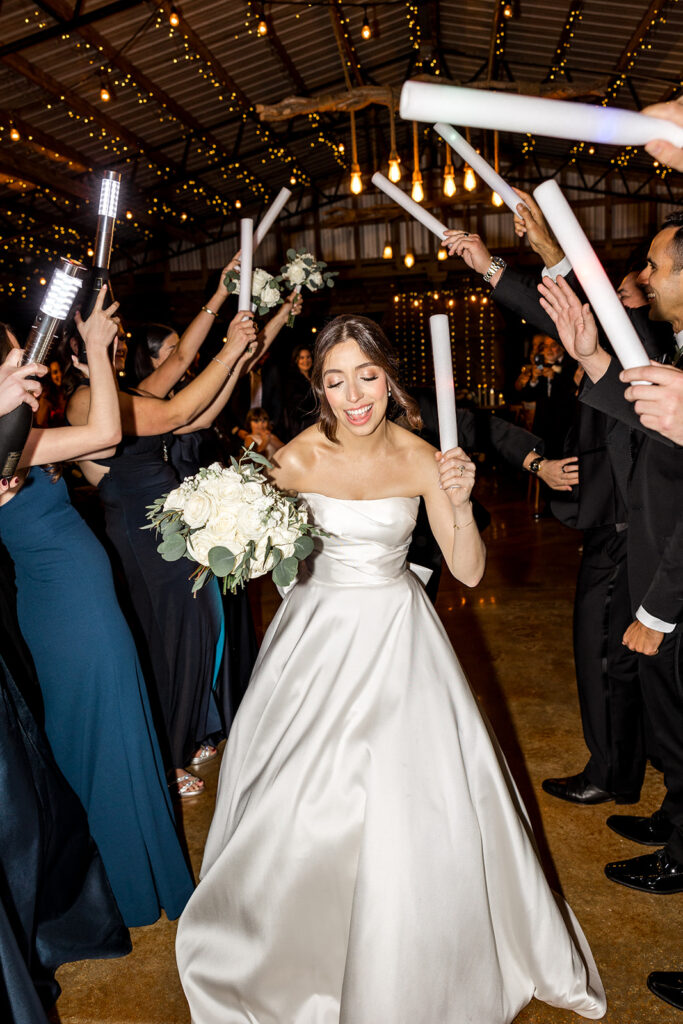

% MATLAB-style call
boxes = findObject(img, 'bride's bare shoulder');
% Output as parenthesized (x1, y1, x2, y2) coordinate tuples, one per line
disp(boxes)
(268, 426, 331, 489)
(388, 422, 439, 491)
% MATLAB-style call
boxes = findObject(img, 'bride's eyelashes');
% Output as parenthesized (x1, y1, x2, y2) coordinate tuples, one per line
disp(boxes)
(326, 376, 379, 390)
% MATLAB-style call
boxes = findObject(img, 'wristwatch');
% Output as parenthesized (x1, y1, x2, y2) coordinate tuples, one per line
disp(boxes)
(483, 255, 506, 284)
(528, 456, 546, 475)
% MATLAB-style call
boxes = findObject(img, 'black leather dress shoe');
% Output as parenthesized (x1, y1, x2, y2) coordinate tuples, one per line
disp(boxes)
(647, 971, 683, 1011)
(605, 848, 683, 894)
(541, 770, 639, 805)
(606, 810, 673, 846)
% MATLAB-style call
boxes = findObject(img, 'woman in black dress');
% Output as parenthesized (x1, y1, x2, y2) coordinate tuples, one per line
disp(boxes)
(67, 306, 257, 798)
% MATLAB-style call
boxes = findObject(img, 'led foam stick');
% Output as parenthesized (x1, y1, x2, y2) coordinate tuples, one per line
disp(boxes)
(400, 81, 683, 148)
(371, 172, 448, 241)
(430, 314, 458, 451)
(253, 188, 292, 251)
(434, 123, 526, 214)
(93, 171, 122, 270)
(0, 258, 87, 478)
(534, 180, 650, 370)
(239, 218, 254, 312)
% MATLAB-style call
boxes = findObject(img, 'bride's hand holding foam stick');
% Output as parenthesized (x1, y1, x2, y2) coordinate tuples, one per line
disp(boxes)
(436, 447, 476, 510)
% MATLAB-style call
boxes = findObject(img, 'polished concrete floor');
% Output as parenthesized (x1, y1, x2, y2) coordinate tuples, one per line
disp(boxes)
(53, 475, 681, 1024)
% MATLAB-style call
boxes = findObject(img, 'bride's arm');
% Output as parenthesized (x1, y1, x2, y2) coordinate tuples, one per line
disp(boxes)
(420, 444, 486, 587)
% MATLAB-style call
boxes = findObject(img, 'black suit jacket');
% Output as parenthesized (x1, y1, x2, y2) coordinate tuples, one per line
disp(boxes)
(581, 357, 683, 623)
(493, 264, 628, 529)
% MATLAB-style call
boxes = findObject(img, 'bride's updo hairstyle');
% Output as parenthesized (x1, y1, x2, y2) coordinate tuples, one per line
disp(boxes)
(311, 314, 422, 443)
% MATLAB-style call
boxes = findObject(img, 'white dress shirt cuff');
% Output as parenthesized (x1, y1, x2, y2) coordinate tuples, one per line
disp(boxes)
(541, 256, 572, 281)
(636, 606, 676, 634)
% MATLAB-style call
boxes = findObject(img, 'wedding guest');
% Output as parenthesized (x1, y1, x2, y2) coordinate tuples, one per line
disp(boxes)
(0, 289, 194, 927)
(643, 96, 683, 173)
(234, 407, 284, 461)
(34, 359, 67, 426)
(539, 255, 683, 895)
(66, 304, 257, 797)
(445, 202, 654, 808)
(284, 343, 316, 437)
(621, 361, 683, 444)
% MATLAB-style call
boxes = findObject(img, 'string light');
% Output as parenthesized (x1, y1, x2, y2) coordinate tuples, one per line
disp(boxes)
(99, 71, 113, 103)
(257, 4, 268, 37)
(411, 121, 423, 203)
(437, 248, 448, 261)
(491, 130, 503, 205)
(235, 199, 242, 208)
(125, 210, 133, 220)
(169, 5, 180, 28)
(9, 126, 20, 142)
(361, 6, 372, 40)
(503, 3, 514, 17)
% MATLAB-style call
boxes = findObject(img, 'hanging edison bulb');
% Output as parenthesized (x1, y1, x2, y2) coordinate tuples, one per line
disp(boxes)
(437, 248, 448, 261)
(491, 191, 504, 207)
(463, 165, 477, 192)
(411, 121, 423, 202)
(388, 155, 401, 182)
(443, 153, 456, 197)
(361, 6, 372, 39)
(9, 126, 20, 141)
(404, 251, 415, 268)
(383, 242, 393, 259)
(350, 164, 363, 195)
(169, 5, 180, 27)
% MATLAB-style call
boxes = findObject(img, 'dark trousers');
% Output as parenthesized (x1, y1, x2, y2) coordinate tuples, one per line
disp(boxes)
(573, 525, 645, 796)
(638, 629, 683, 861)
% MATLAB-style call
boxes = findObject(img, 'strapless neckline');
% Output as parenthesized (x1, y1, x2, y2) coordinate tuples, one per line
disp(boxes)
(299, 491, 419, 505)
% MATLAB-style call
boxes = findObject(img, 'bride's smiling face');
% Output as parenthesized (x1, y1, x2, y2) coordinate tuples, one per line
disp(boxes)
(322, 337, 389, 435)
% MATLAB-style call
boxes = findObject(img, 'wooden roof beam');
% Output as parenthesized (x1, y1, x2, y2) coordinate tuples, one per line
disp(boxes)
(36, 0, 271, 197)
(615, 0, 669, 72)
(0, 0, 147, 59)
(544, 1, 584, 83)
(328, 0, 365, 88)
(0, 108, 92, 173)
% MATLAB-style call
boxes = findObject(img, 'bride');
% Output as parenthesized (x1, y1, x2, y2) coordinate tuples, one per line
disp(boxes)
(176, 314, 606, 1023)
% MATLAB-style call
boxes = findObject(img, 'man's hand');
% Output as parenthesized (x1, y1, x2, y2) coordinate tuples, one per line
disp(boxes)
(538, 456, 579, 491)
(620, 362, 683, 445)
(443, 230, 494, 277)
(643, 97, 683, 173)
(537, 276, 602, 366)
(622, 619, 664, 656)
(511, 187, 564, 267)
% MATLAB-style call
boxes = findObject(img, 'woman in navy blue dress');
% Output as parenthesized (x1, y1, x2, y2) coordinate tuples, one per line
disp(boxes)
(67, 296, 258, 796)
(0, 291, 193, 926)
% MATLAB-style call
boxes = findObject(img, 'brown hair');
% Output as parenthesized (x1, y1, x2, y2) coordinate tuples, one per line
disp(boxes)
(311, 314, 422, 443)
(245, 406, 271, 431)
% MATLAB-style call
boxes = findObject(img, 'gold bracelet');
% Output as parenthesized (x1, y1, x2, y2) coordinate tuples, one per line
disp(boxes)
(202, 305, 218, 317)
(212, 356, 235, 378)
(453, 517, 475, 530)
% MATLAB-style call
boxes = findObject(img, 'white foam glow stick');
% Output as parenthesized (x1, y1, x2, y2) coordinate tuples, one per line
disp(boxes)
(534, 180, 649, 370)
(401, 81, 683, 148)
(239, 218, 253, 312)
(372, 172, 448, 241)
(430, 314, 458, 451)
(253, 188, 292, 251)
(434, 123, 525, 214)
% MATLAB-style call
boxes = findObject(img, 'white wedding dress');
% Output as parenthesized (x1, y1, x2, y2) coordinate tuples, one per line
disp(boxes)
(176, 494, 606, 1024)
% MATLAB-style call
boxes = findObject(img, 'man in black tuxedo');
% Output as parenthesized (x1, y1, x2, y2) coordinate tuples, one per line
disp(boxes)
(444, 199, 660, 807)
(538, 217, 683, 898)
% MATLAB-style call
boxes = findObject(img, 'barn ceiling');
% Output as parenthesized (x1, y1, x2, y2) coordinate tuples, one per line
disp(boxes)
(0, 0, 681, 299)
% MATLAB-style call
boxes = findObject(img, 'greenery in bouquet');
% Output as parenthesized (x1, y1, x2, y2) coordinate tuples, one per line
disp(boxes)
(223, 266, 283, 315)
(278, 248, 338, 325)
(144, 447, 324, 595)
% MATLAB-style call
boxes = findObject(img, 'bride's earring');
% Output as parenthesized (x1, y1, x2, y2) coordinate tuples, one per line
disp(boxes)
(387, 388, 392, 397)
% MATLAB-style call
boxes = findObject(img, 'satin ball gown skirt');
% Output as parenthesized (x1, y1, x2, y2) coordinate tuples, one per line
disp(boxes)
(177, 494, 606, 1024)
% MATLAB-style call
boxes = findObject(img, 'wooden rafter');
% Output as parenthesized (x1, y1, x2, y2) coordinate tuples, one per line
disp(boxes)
(328, 1, 365, 88)
(486, 0, 505, 81)
(35, 0, 271, 197)
(0, 150, 91, 203)
(544, 1, 584, 83)
(615, 0, 670, 72)
(0, 109, 92, 173)
(0, 0, 147, 60)
(257, 9, 308, 94)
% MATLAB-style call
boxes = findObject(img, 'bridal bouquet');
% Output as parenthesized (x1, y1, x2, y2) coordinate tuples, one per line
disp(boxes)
(223, 267, 283, 315)
(144, 448, 321, 594)
(278, 248, 338, 324)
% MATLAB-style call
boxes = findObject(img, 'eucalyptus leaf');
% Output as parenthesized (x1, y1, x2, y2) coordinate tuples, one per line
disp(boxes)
(293, 534, 314, 559)
(269, 546, 282, 568)
(286, 248, 296, 260)
(163, 518, 184, 535)
(272, 556, 298, 588)
(192, 568, 209, 593)
(158, 532, 187, 561)
(208, 546, 236, 577)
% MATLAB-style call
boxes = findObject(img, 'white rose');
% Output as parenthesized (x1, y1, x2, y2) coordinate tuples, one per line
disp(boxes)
(187, 527, 222, 566)
(210, 509, 243, 553)
(252, 268, 270, 294)
(306, 271, 323, 291)
(262, 284, 281, 307)
(242, 481, 265, 504)
(249, 535, 278, 579)
(286, 263, 306, 286)
(236, 502, 266, 540)
(210, 472, 243, 506)
(163, 487, 186, 512)
(183, 491, 217, 529)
